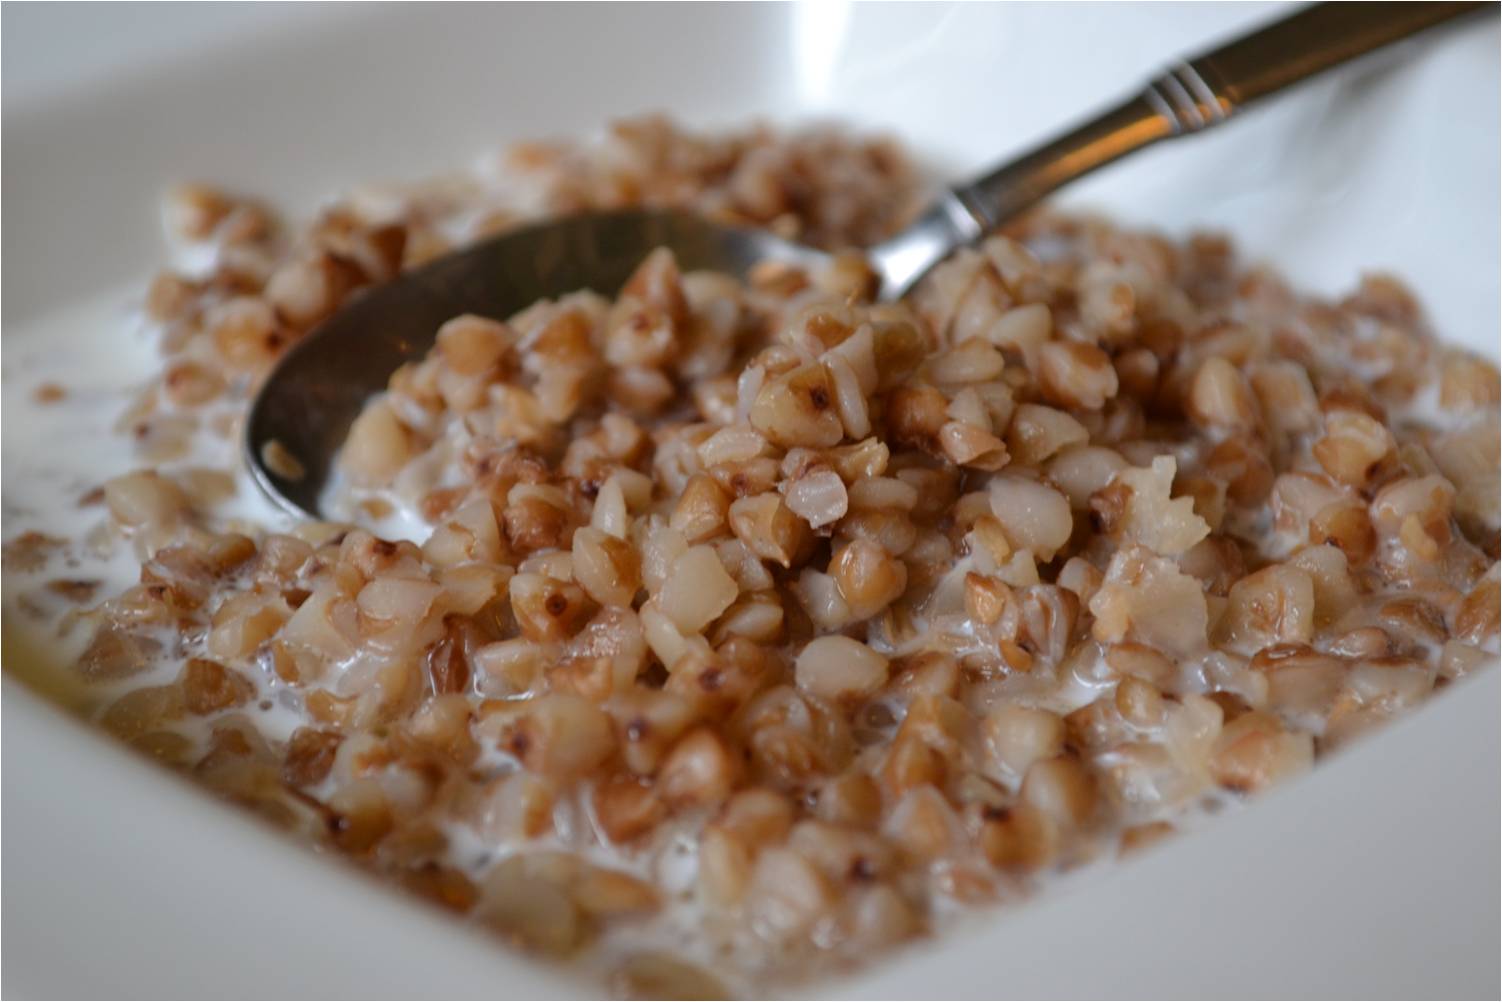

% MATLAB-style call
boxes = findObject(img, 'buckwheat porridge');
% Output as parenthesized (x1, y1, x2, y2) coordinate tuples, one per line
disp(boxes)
(3, 117, 1498, 998)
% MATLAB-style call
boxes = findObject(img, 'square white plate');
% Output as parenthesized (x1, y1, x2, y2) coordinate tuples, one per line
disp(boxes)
(3, 4, 1498, 997)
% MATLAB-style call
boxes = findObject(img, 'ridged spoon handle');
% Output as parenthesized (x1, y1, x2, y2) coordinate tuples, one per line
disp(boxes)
(950, 2, 1487, 232)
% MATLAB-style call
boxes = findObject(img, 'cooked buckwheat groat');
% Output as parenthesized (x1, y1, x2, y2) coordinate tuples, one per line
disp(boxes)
(3, 117, 1496, 996)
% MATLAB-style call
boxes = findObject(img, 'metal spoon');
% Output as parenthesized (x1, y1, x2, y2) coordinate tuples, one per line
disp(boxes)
(247, 1, 1483, 518)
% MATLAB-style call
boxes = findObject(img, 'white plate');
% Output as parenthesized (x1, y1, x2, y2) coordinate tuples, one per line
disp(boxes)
(3, 4, 1498, 997)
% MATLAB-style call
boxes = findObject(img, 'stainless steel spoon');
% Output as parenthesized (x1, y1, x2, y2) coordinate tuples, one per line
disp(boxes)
(247, 1, 1483, 518)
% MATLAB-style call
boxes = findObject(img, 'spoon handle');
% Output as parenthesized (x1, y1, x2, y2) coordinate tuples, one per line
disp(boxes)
(951, 1, 1488, 231)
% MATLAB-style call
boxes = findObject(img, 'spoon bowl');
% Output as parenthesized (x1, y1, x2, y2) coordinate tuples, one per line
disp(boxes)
(245, 208, 834, 517)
